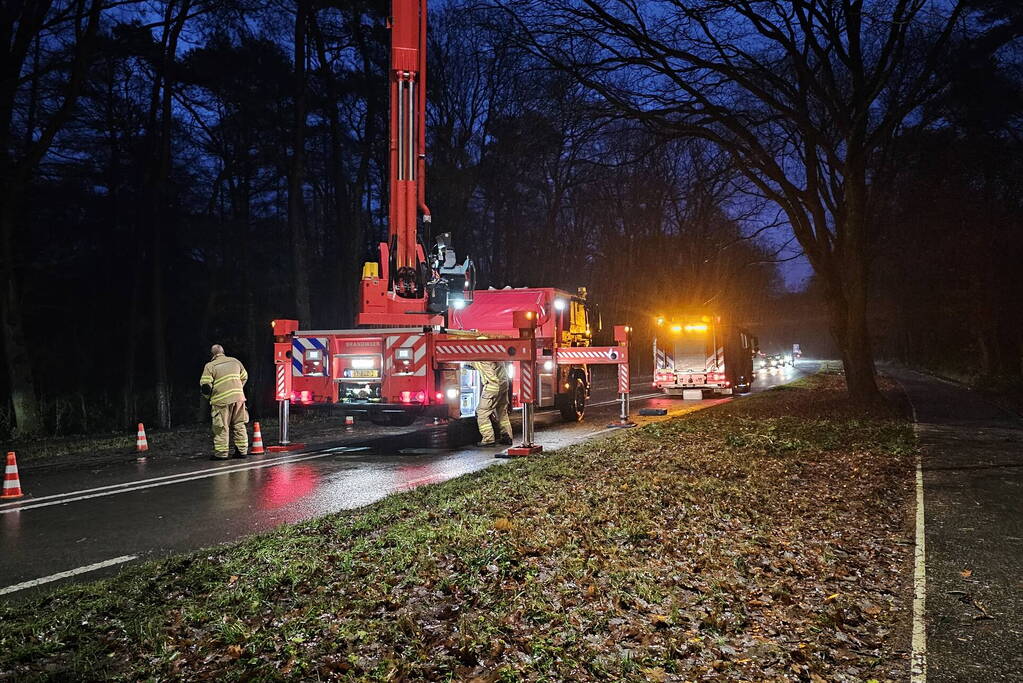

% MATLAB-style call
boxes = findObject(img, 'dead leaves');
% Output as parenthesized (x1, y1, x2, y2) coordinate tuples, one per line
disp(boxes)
(641, 666, 668, 681)
(649, 614, 671, 628)
(0, 374, 916, 682)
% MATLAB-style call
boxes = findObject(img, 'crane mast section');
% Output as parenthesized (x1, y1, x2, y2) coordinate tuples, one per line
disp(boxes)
(390, 0, 429, 295)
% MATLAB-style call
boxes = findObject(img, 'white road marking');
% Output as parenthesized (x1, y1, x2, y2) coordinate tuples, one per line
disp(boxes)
(911, 450, 927, 682)
(0, 447, 349, 510)
(0, 555, 137, 596)
(0, 448, 367, 515)
(908, 397, 928, 682)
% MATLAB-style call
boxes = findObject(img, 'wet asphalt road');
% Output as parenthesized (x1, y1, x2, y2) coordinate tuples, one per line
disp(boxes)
(889, 368, 1023, 681)
(0, 363, 808, 599)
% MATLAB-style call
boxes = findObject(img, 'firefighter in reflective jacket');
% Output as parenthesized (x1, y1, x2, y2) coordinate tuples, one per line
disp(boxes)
(199, 344, 249, 460)
(470, 359, 513, 446)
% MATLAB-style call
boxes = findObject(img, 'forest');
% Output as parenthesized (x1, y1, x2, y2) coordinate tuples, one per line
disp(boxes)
(2, 0, 1021, 438)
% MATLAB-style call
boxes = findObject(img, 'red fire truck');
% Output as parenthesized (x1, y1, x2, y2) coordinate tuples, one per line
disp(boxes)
(273, 287, 596, 426)
(652, 314, 757, 397)
(269, 0, 607, 429)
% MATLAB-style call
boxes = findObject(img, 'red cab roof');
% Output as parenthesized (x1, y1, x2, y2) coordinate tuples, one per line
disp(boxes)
(449, 288, 570, 336)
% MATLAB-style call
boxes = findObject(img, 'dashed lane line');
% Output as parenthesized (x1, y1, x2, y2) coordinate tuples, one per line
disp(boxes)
(0, 556, 138, 596)
(0, 448, 368, 515)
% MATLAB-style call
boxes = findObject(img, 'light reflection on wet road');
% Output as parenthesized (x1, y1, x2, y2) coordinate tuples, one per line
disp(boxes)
(0, 362, 810, 597)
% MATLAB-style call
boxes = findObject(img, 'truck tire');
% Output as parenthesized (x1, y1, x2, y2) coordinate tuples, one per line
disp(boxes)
(557, 376, 586, 422)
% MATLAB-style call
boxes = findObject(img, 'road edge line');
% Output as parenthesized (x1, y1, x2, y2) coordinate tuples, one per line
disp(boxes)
(0, 449, 361, 515)
(0, 555, 138, 596)
(907, 395, 927, 682)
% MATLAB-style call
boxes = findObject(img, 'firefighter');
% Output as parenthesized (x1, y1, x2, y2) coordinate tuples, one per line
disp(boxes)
(471, 358, 513, 447)
(199, 344, 249, 460)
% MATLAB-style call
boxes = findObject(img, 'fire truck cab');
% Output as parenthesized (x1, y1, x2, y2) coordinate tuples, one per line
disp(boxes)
(652, 314, 756, 397)
(449, 287, 595, 421)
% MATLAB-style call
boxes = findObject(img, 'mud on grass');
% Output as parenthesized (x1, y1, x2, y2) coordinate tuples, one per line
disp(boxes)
(0, 373, 915, 681)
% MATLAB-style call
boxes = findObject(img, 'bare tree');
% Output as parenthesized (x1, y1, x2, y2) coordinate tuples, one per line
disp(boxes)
(0, 0, 104, 435)
(492, 0, 966, 401)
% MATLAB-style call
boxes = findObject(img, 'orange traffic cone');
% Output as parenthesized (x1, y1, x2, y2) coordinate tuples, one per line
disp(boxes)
(2, 452, 23, 499)
(344, 415, 354, 431)
(136, 423, 149, 453)
(251, 422, 265, 454)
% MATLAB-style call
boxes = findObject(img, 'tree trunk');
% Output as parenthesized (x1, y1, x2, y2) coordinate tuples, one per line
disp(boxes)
(152, 203, 171, 428)
(0, 192, 42, 436)
(289, 0, 312, 324)
(149, 1, 191, 430)
(834, 172, 881, 402)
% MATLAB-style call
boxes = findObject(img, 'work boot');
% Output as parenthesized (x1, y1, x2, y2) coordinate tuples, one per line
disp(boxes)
(232, 448, 248, 459)
(477, 440, 497, 447)
(498, 433, 513, 446)
(211, 454, 230, 461)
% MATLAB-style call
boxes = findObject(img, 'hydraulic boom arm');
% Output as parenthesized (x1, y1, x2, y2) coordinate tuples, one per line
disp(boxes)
(390, 0, 429, 297)
(357, 0, 474, 326)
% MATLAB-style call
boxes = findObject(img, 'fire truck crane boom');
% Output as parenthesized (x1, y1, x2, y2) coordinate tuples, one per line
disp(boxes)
(390, 0, 426, 296)
(358, 0, 474, 326)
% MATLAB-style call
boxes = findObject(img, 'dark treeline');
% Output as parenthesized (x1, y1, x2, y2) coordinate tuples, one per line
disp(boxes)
(1, 0, 780, 438)
(871, 8, 1023, 383)
(4, 1, 1020, 439)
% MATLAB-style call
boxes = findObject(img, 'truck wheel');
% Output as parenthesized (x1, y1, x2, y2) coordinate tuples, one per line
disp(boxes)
(558, 376, 586, 422)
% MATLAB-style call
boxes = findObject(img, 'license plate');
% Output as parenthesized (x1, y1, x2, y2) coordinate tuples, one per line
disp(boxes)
(348, 369, 379, 378)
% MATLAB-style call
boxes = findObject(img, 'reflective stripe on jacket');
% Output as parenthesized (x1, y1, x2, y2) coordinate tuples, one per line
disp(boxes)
(200, 354, 248, 406)
(471, 361, 509, 396)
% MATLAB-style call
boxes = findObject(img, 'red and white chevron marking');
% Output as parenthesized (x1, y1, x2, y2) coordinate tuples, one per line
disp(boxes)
(437, 342, 509, 354)
(618, 363, 630, 394)
(275, 363, 289, 400)
(434, 340, 531, 362)
(519, 361, 535, 403)
(385, 334, 428, 376)
(556, 346, 628, 364)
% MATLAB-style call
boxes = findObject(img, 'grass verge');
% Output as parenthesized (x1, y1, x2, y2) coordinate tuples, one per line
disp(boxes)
(0, 373, 914, 681)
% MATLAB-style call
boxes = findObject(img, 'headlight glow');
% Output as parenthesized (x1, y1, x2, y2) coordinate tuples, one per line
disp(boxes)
(554, 298, 567, 311)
